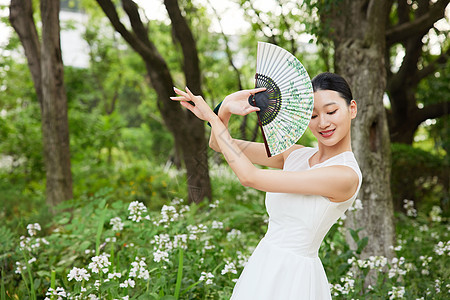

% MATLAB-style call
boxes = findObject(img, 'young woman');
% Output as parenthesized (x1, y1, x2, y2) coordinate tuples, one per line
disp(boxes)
(171, 72, 362, 299)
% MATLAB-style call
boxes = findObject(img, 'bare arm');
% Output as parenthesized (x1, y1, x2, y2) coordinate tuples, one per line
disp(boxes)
(209, 92, 300, 169)
(172, 88, 359, 202)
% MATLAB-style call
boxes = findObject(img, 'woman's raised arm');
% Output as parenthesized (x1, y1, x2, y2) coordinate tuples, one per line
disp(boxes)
(208, 89, 299, 169)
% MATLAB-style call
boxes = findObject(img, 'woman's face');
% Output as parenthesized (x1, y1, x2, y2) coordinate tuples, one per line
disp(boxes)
(308, 90, 357, 147)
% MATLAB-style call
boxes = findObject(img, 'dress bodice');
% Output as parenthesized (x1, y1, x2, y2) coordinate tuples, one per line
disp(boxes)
(263, 147, 362, 258)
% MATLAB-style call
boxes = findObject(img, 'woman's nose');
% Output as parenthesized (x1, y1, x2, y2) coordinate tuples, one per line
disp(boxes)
(318, 116, 330, 128)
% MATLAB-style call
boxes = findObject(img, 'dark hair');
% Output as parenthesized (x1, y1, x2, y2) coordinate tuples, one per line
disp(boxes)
(311, 72, 353, 105)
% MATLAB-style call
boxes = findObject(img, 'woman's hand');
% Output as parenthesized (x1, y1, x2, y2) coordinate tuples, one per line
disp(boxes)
(222, 88, 266, 116)
(171, 87, 217, 122)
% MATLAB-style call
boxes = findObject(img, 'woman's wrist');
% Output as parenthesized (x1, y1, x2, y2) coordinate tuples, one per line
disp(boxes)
(218, 98, 231, 118)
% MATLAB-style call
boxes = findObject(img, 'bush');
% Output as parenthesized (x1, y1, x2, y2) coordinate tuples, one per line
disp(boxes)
(391, 143, 448, 212)
(2, 182, 448, 299)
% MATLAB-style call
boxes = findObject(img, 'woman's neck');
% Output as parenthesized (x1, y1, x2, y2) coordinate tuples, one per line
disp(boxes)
(315, 134, 352, 162)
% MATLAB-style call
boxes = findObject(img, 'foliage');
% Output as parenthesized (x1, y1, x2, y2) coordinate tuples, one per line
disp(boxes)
(391, 143, 448, 211)
(1, 169, 448, 299)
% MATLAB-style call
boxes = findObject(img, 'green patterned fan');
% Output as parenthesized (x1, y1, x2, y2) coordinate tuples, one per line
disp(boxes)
(248, 42, 314, 157)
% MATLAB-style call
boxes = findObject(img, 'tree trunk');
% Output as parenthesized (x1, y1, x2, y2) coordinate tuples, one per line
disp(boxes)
(96, 0, 212, 203)
(328, 0, 395, 259)
(385, 0, 450, 144)
(10, 0, 73, 208)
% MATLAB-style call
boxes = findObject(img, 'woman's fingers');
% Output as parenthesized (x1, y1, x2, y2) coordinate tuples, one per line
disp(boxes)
(170, 96, 187, 101)
(180, 100, 195, 111)
(248, 87, 267, 94)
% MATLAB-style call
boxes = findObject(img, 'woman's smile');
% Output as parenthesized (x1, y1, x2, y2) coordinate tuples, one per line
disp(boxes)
(319, 129, 335, 138)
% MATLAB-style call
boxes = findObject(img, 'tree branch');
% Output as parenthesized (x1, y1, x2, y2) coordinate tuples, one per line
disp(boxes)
(9, 0, 42, 104)
(121, 0, 149, 46)
(412, 46, 450, 84)
(163, 0, 202, 94)
(96, 0, 147, 55)
(207, 0, 243, 90)
(417, 101, 450, 124)
(386, 0, 449, 45)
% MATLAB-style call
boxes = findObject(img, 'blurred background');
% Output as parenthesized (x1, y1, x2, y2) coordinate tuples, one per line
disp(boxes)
(0, 0, 448, 298)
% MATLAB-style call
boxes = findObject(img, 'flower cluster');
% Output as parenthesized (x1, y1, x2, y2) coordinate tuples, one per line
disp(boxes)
(221, 260, 237, 275)
(88, 253, 111, 274)
(110, 217, 124, 231)
(348, 199, 363, 211)
(388, 257, 407, 278)
(330, 271, 355, 296)
(211, 220, 224, 229)
(226, 229, 242, 241)
(434, 241, 450, 256)
(128, 201, 150, 222)
(154, 205, 180, 227)
(187, 224, 207, 240)
(429, 205, 443, 222)
(44, 287, 67, 300)
(419, 255, 433, 275)
(119, 278, 135, 288)
(388, 286, 405, 299)
(129, 257, 150, 280)
(67, 267, 91, 282)
(27, 223, 41, 236)
(199, 271, 214, 285)
(403, 199, 417, 217)
(347, 255, 387, 271)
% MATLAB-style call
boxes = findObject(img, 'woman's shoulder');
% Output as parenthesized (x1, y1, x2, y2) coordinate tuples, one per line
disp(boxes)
(282, 145, 316, 170)
(323, 151, 362, 179)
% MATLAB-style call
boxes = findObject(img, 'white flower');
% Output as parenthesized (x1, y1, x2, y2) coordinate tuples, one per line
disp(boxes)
(187, 224, 207, 240)
(419, 224, 429, 232)
(388, 286, 405, 299)
(226, 229, 242, 241)
(87, 294, 99, 300)
(67, 267, 91, 282)
(122, 296, 130, 300)
(45, 286, 67, 299)
(199, 271, 214, 285)
(174, 234, 188, 249)
(129, 257, 150, 280)
(403, 199, 417, 217)
(434, 241, 450, 256)
(105, 237, 117, 243)
(27, 223, 41, 236)
(88, 253, 111, 274)
(120, 278, 135, 288)
(209, 200, 220, 208)
(28, 257, 36, 264)
(110, 217, 124, 231)
(430, 205, 443, 222)
(221, 260, 237, 275)
(211, 221, 224, 229)
(128, 201, 148, 222)
(348, 199, 363, 211)
(153, 249, 170, 263)
(108, 272, 122, 279)
(94, 280, 101, 290)
(171, 198, 184, 205)
(204, 240, 215, 250)
(158, 205, 180, 225)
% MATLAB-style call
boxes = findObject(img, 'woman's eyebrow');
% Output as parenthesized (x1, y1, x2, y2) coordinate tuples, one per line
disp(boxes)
(323, 102, 337, 108)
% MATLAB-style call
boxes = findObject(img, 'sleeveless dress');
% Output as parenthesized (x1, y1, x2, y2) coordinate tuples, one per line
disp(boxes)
(230, 147, 362, 300)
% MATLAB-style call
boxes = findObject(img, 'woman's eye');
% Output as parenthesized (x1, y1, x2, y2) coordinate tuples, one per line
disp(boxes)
(311, 115, 317, 119)
(327, 109, 337, 115)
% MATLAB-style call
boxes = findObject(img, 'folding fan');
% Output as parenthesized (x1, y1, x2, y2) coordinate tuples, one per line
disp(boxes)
(248, 42, 314, 157)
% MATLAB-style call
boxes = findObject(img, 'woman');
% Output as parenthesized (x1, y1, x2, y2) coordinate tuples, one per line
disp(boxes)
(171, 72, 362, 299)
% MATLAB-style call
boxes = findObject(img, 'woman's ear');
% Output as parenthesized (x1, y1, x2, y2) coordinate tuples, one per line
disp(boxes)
(350, 100, 357, 119)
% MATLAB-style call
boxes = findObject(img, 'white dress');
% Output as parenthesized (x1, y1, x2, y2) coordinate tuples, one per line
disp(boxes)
(231, 147, 362, 300)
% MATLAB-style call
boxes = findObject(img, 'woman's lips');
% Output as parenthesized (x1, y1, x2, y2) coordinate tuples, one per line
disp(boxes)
(320, 129, 335, 138)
